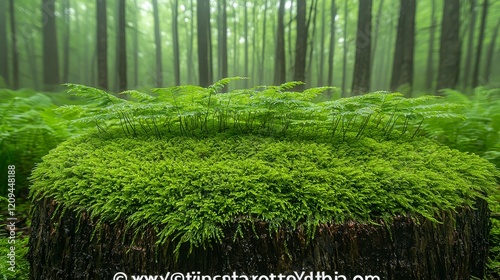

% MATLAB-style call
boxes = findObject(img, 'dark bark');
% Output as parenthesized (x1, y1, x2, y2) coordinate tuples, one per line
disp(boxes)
(436, 0, 461, 91)
(463, 0, 477, 89)
(62, 0, 70, 83)
(341, 0, 348, 97)
(327, 0, 337, 88)
(484, 18, 500, 83)
(172, 0, 180, 86)
(197, 0, 213, 87)
(293, 0, 308, 91)
(117, 0, 127, 92)
(0, 0, 8, 86)
(42, 0, 59, 90)
(29, 197, 490, 280)
(152, 0, 163, 87)
(425, 0, 437, 91)
(351, 0, 372, 95)
(390, 0, 416, 96)
(274, 0, 286, 85)
(471, 0, 488, 88)
(259, 0, 268, 85)
(96, 0, 108, 90)
(217, 0, 228, 91)
(317, 0, 326, 86)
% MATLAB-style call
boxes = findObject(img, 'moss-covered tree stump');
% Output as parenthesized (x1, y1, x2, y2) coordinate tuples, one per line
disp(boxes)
(28, 132, 498, 280)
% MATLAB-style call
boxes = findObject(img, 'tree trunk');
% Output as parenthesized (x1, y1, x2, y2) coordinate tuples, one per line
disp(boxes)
(390, 0, 416, 96)
(351, 0, 372, 96)
(293, 0, 308, 91)
(232, 5, 237, 78)
(172, 0, 180, 86)
(274, 0, 286, 86)
(117, 0, 126, 92)
(197, 0, 213, 87)
(462, 0, 477, 89)
(306, 0, 318, 87)
(133, 0, 139, 88)
(244, 3, 248, 87)
(425, 0, 437, 91)
(436, 0, 461, 91)
(62, 0, 70, 83)
(187, 0, 195, 84)
(259, 0, 268, 85)
(42, 0, 59, 90)
(484, 18, 500, 84)
(288, 0, 294, 81)
(152, 0, 163, 87)
(471, 0, 488, 88)
(217, 0, 227, 91)
(0, 0, 8, 86)
(96, 0, 108, 90)
(317, 0, 326, 86)
(251, 3, 257, 86)
(341, 0, 348, 97)
(327, 0, 337, 88)
(370, 0, 384, 90)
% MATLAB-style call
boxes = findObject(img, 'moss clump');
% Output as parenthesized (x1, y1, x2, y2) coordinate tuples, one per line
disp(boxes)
(30, 129, 499, 249)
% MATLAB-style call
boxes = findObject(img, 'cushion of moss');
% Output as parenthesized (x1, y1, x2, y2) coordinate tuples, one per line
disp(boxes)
(30, 131, 499, 246)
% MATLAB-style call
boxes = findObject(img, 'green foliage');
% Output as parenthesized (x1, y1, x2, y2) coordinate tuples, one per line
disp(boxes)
(58, 80, 463, 142)
(30, 129, 499, 253)
(0, 236, 29, 280)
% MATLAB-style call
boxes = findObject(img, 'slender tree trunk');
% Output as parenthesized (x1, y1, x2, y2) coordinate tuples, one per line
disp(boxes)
(463, 0, 477, 89)
(390, 0, 416, 96)
(197, 0, 213, 87)
(9, 0, 18, 89)
(152, 0, 163, 87)
(117, 0, 127, 92)
(252, 3, 257, 86)
(293, 0, 308, 91)
(259, 0, 268, 85)
(274, 0, 286, 85)
(471, 0, 488, 88)
(133, 0, 139, 88)
(484, 18, 500, 84)
(244, 3, 248, 87)
(317, 0, 326, 86)
(351, 0, 372, 95)
(288, 0, 294, 81)
(232, 5, 237, 77)
(96, 0, 108, 90)
(341, 0, 348, 97)
(436, 0, 461, 91)
(42, 0, 59, 90)
(0, 0, 8, 86)
(217, 0, 227, 91)
(188, 0, 195, 84)
(370, 0, 384, 90)
(62, 0, 70, 83)
(172, 0, 180, 86)
(425, 0, 437, 91)
(327, 0, 337, 88)
(306, 0, 318, 87)
(91, 45, 97, 87)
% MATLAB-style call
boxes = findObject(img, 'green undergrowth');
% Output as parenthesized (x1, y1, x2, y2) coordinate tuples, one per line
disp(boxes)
(0, 235, 29, 280)
(29, 128, 500, 252)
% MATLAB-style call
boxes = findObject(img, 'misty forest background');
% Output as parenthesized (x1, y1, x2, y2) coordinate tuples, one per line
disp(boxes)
(0, 0, 499, 95)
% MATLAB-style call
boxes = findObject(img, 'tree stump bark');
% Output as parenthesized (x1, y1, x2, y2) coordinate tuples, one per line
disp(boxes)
(29, 197, 490, 280)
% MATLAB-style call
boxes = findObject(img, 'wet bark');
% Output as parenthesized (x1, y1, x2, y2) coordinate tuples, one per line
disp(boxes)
(197, 0, 213, 87)
(30, 197, 490, 280)
(436, 0, 461, 91)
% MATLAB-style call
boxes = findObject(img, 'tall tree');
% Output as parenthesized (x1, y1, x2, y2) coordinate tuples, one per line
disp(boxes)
(425, 0, 437, 91)
(390, 0, 416, 95)
(293, 0, 308, 91)
(341, 0, 348, 96)
(259, 0, 268, 85)
(484, 18, 500, 83)
(152, 0, 163, 87)
(172, 0, 180, 86)
(62, 0, 70, 83)
(187, 0, 195, 84)
(0, 0, 8, 85)
(462, 0, 477, 89)
(244, 3, 248, 87)
(370, 0, 384, 89)
(42, 0, 59, 90)
(351, 0, 372, 95)
(117, 0, 127, 92)
(133, 0, 139, 88)
(217, 0, 228, 90)
(96, 0, 108, 90)
(274, 0, 286, 85)
(306, 0, 318, 86)
(327, 0, 337, 88)
(317, 0, 326, 86)
(471, 0, 488, 88)
(436, 0, 461, 91)
(197, 0, 213, 87)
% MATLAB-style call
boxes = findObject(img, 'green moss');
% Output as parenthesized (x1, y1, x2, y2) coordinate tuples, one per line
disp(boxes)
(30, 129, 499, 249)
(0, 236, 29, 280)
